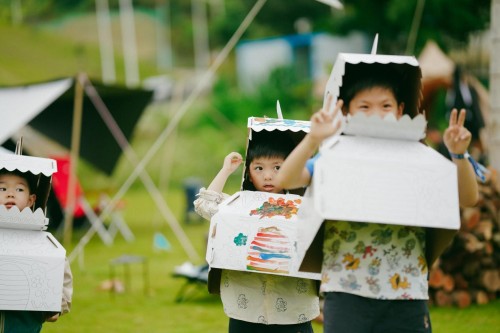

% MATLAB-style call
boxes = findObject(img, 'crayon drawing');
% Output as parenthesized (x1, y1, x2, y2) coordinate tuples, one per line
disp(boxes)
(246, 226, 291, 274)
(249, 197, 301, 219)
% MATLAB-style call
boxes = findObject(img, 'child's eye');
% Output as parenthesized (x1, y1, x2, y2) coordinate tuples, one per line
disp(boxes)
(0, 187, 5, 192)
(254, 166, 263, 171)
(274, 166, 281, 171)
(16, 188, 25, 192)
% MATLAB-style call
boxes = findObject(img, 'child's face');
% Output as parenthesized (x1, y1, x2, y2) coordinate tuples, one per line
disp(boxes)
(248, 156, 285, 193)
(0, 174, 36, 210)
(347, 87, 404, 118)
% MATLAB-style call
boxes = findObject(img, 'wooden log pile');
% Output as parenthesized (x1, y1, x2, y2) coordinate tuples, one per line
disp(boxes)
(428, 169, 500, 308)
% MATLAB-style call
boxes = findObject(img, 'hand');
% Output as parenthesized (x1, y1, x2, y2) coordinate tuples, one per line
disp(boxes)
(221, 152, 243, 174)
(45, 312, 60, 322)
(443, 108, 471, 155)
(309, 94, 343, 145)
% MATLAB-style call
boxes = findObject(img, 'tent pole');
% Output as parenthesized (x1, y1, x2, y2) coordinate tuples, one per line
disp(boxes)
(63, 73, 85, 247)
(67, 0, 267, 263)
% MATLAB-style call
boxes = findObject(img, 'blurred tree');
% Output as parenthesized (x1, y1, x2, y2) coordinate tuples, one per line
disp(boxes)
(0, 0, 490, 54)
(210, 0, 490, 55)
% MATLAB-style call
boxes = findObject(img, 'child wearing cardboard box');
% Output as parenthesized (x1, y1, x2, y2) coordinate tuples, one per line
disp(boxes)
(0, 169, 73, 333)
(194, 134, 319, 333)
(276, 60, 479, 333)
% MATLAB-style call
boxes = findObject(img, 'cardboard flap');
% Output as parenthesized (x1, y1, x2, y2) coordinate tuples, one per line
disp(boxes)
(314, 136, 460, 229)
(247, 117, 311, 135)
(0, 206, 48, 230)
(343, 113, 427, 141)
(0, 154, 57, 177)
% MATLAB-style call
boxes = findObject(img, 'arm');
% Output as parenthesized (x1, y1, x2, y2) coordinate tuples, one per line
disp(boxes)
(46, 257, 73, 322)
(207, 152, 243, 193)
(443, 108, 479, 207)
(194, 152, 243, 220)
(277, 96, 343, 189)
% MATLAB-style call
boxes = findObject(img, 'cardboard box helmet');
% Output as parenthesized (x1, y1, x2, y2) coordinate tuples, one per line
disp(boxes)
(242, 115, 311, 193)
(324, 52, 423, 117)
(0, 143, 57, 229)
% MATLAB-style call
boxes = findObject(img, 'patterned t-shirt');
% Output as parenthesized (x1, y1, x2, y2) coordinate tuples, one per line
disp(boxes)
(320, 220, 429, 300)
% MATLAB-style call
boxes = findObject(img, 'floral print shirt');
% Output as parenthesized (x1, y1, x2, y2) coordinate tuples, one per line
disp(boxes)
(321, 220, 429, 300)
(194, 188, 320, 324)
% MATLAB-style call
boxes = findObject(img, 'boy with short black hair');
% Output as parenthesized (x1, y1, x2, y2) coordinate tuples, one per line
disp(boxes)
(195, 134, 319, 333)
(276, 68, 478, 333)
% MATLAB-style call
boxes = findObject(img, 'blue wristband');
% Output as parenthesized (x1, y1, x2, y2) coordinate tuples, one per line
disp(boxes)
(449, 152, 465, 159)
(450, 151, 488, 183)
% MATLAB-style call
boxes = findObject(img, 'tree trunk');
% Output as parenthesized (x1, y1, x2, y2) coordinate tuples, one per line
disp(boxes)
(488, 0, 500, 170)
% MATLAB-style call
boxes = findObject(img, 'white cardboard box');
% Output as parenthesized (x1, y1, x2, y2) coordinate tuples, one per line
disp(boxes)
(207, 190, 320, 281)
(0, 152, 65, 311)
(0, 153, 57, 230)
(296, 116, 460, 273)
(0, 229, 65, 311)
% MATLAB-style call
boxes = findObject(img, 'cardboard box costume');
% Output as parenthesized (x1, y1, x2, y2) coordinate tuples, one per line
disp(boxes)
(296, 52, 461, 274)
(0, 153, 66, 312)
(206, 116, 321, 294)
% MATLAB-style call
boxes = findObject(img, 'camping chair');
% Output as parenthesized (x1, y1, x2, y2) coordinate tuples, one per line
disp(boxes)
(172, 262, 209, 303)
(50, 156, 133, 245)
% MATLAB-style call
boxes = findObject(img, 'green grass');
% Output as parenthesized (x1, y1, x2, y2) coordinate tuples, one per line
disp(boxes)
(39, 188, 499, 333)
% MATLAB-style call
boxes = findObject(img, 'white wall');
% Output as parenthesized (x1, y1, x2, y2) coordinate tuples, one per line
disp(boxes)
(236, 38, 292, 93)
(236, 32, 369, 94)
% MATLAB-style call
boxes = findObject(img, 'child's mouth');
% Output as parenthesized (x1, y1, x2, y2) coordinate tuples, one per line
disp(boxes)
(3, 202, 15, 209)
(263, 185, 274, 191)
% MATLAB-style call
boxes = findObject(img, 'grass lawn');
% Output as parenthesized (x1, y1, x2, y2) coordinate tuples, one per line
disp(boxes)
(39, 188, 499, 333)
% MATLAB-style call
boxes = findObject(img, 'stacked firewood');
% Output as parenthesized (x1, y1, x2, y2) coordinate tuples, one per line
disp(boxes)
(428, 169, 500, 308)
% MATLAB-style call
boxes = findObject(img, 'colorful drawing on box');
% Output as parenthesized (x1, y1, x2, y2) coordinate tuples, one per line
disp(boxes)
(252, 118, 310, 130)
(233, 233, 248, 246)
(249, 197, 301, 219)
(246, 226, 291, 274)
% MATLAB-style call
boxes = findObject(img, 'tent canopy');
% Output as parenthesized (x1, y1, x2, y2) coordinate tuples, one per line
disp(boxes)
(0, 77, 153, 175)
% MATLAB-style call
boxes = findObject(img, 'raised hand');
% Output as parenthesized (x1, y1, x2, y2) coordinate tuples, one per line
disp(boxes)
(443, 108, 471, 155)
(309, 94, 343, 145)
(222, 152, 243, 174)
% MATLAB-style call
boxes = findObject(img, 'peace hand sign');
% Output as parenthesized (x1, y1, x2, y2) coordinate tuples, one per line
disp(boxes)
(309, 94, 343, 145)
(443, 108, 471, 155)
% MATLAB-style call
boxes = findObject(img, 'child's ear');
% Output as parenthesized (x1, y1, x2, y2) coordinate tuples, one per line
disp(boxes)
(28, 194, 36, 209)
(341, 104, 349, 116)
(397, 102, 405, 117)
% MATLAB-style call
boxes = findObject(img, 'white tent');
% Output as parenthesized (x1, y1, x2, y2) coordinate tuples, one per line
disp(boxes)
(1, 78, 73, 144)
(0, 76, 200, 266)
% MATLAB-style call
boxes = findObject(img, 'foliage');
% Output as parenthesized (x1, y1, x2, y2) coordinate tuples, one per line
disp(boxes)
(209, 0, 490, 55)
(0, 0, 491, 60)
(211, 65, 314, 126)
